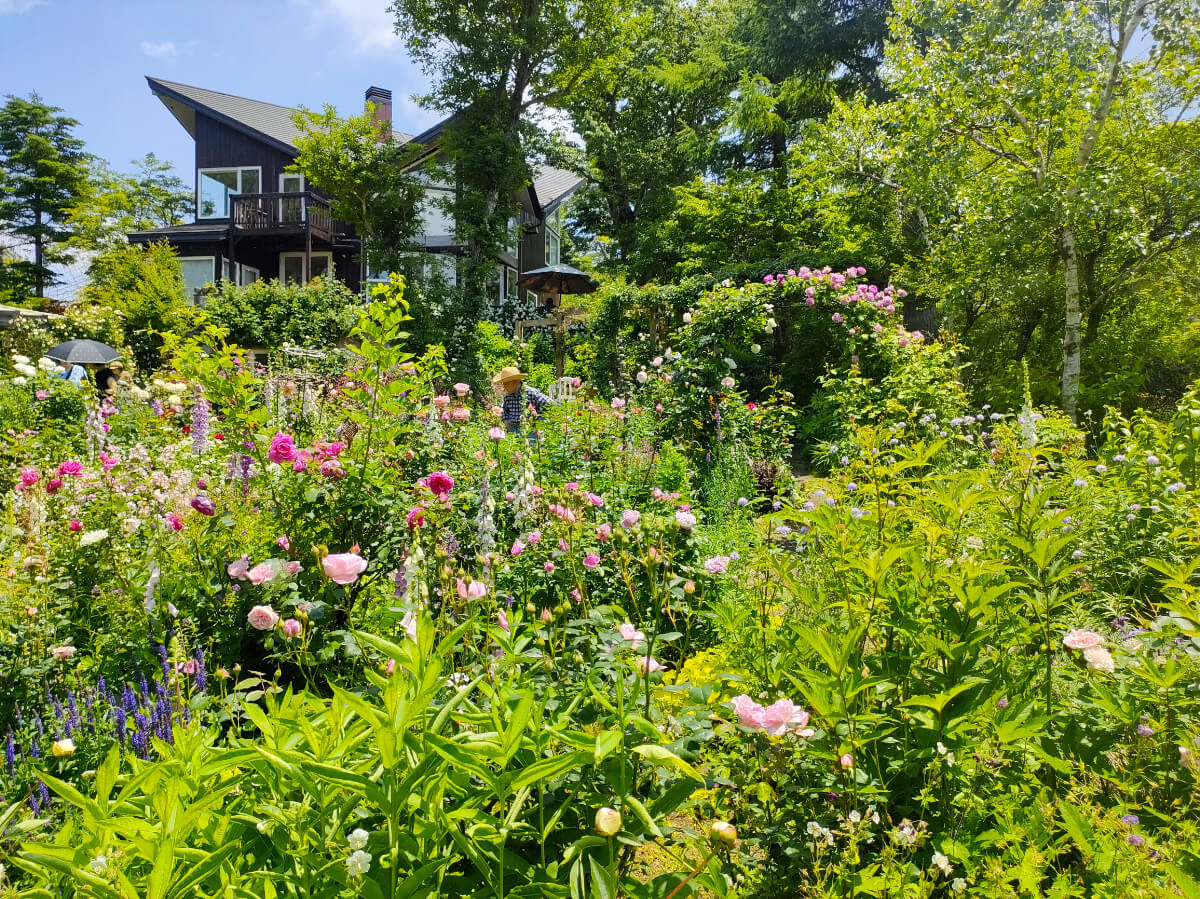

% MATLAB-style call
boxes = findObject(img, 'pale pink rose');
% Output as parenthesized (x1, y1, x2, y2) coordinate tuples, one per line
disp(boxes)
(621, 510, 640, 529)
(510, 539, 525, 556)
(584, 552, 601, 569)
(247, 562, 275, 585)
(488, 427, 506, 441)
(247, 605, 279, 630)
(1063, 629, 1103, 650)
(704, 556, 730, 574)
(618, 622, 645, 647)
(433, 394, 450, 409)
(731, 694, 766, 729)
(451, 406, 471, 422)
(285, 561, 302, 575)
(638, 656, 665, 674)
(50, 645, 76, 661)
(282, 618, 303, 638)
(453, 382, 470, 396)
(277, 535, 290, 551)
(322, 552, 368, 585)
(839, 754, 854, 769)
(1082, 645, 1115, 672)
(528, 530, 542, 544)
(227, 557, 250, 580)
(596, 523, 612, 541)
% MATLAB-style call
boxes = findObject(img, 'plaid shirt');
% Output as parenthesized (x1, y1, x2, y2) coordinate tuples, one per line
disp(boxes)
(501, 385, 552, 428)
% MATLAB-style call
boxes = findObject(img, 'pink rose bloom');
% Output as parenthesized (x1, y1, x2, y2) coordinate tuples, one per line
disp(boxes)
(498, 610, 510, 633)
(488, 427, 506, 441)
(528, 530, 542, 544)
(618, 622, 644, 647)
(731, 694, 766, 729)
(268, 432, 297, 464)
(319, 458, 346, 480)
(839, 754, 854, 769)
(530, 485, 544, 496)
(35, 389, 48, 400)
(247, 562, 275, 585)
(277, 535, 290, 551)
(247, 605, 279, 630)
(621, 510, 640, 529)
(68, 520, 82, 532)
(407, 506, 426, 529)
(426, 471, 455, 501)
(322, 552, 368, 585)
(57, 460, 83, 478)
(45, 477, 63, 495)
(1083, 646, 1115, 672)
(704, 556, 730, 575)
(451, 406, 471, 422)
(584, 552, 601, 569)
(638, 656, 665, 674)
(586, 492, 604, 507)
(166, 514, 184, 531)
(760, 699, 805, 736)
(282, 618, 303, 638)
(571, 587, 583, 602)
(453, 382, 470, 396)
(596, 523, 612, 541)
(611, 398, 626, 410)
(292, 454, 310, 473)
(565, 482, 579, 491)
(321, 441, 345, 458)
(510, 539, 525, 556)
(1063, 629, 1103, 650)
(50, 645, 75, 661)
(227, 557, 250, 580)
(285, 561, 302, 575)
(433, 394, 451, 409)
(18, 466, 39, 489)
(544, 561, 556, 573)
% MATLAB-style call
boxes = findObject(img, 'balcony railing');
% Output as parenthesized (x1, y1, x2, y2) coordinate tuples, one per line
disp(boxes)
(230, 191, 332, 241)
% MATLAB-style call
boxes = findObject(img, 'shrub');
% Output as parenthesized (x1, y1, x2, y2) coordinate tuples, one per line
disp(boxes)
(204, 276, 363, 350)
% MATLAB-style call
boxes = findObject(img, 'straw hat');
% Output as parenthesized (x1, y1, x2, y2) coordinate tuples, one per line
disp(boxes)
(491, 365, 527, 386)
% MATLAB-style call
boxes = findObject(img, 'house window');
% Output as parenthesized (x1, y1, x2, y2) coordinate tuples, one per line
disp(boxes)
(198, 167, 261, 219)
(179, 257, 216, 304)
(527, 290, 538, 306)
(280, 252, 332, 285)
(503, 266, 519, 299)
(280, 174, 305, 224)
(239, 264, 260, 286)
(545, 227, 561, 266)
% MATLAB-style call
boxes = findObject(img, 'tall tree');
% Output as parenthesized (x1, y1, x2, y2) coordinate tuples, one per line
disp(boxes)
(0, 94, 89, 301)
(389, 0, 624, 367)
(69, 153, 192, 252)
(886, 0, 1200, 418)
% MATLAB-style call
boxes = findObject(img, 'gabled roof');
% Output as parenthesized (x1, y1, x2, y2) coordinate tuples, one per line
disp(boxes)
(146, 77, 415, 155)
(531, 164, 584, 216)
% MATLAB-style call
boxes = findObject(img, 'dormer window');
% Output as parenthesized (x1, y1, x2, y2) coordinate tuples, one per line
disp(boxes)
(198, 166, 261, 219)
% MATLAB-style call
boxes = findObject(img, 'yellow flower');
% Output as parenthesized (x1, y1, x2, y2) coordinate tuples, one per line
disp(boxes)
(51, 738, 75, 758)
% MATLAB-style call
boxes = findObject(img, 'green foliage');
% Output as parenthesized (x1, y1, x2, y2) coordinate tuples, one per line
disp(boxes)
(80, 241, 192, 372)
(67, 153, 192, 252)
(0, 93, 89, 301)
(204, 276, 364, 350)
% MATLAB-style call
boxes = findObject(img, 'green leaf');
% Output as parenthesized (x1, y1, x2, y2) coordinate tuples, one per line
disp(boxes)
(594, 730, 622, 766)
(510, 751, 593, 793)
(589, 855, 619, 899)
(632, 745, 704, 782)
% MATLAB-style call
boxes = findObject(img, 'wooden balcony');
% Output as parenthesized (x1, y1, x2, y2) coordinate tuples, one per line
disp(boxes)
(230, 191, 332, 241)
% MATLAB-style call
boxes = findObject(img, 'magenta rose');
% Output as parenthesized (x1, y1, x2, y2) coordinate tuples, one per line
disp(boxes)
(426, 471, 455, 501)
(322, 552, 368, 585)
(267, 432, 297, 464)
(190, 495, 216, 516)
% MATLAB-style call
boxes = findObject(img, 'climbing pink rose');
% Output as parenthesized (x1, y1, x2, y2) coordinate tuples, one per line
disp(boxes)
(247, 605, 279, 630)
(638, 656, 665, 674)
(488, 427, 505, 441)
(761, 699, 806, 736)
(267, 432, 297, 464)
(621, 510, 640, 529)
(1063, 629, 1103, 650)
(453, 382, 470, 396)
(584, 552, 601, 569)
(227, 557, 250, 580)
(732, 695, 766, 729)
(618, 622, 644, 647)
(322, 552, 368, 585)
(247, 562, 275, 585)
(56, 460, 83, 478)
(282, 618, 303, 638)
(426, 471, 455, 501)
(50, 645, 75, 661)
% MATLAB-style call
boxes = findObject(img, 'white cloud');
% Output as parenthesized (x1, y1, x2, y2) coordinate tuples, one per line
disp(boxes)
(295, 0, 401, 51)
(0, 0, 45, 14)
(140, 40, 177, 59)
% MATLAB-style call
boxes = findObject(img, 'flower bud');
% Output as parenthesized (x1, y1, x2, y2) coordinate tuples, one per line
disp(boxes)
(710, 821, 738, 845)
(594, 807, 622, 836)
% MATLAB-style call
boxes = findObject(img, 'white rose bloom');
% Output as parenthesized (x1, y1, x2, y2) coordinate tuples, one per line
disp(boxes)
(682, 312, 692, 324)
(122, 517, 141, 533)
(89, 856, 107, 874)
(951, 878, 967, 893)
(37, 357, 57, 372)
(724, 357, 737, 370)
(15, 363, 37, 377)
(80, 529, 110, 546)
(751, 344, 761, 353)
(12, 354, 30, 365)
(348, 828, 370, 850)
(12, 377, 26, 386)
(636, 370, 648, 384)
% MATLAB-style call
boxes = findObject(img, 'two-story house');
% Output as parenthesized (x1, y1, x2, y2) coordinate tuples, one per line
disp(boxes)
(128, 77, 581, 313)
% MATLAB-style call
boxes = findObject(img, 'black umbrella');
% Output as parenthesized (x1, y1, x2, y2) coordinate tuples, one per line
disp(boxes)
(45, 339, 121, 365)
(517, 264, 597, 298)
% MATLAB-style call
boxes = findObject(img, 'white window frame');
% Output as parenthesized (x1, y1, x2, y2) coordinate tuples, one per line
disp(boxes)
(197, 166, 262, 219)
(545, 225, 561, 266)
(527, 290, 538, 306)
(179, 256, 217, 305)
(279, 251, 333, 285)
(504, 265, 519, 299)
(239, 263, 260, 286)
(279, 173, 306, 223)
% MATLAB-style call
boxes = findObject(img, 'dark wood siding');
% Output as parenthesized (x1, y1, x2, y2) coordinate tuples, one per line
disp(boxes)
(194, 113, 295, 205)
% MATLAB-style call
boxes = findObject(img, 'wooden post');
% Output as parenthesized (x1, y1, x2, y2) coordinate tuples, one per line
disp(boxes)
(227, 224, 235, 286)
(304, 208, 313, 284)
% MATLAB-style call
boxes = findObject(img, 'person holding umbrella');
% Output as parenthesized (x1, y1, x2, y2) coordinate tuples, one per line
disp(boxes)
(56, 359, 87, 387)
(94, 360, 124, 395)
(493, 366, 554, 435)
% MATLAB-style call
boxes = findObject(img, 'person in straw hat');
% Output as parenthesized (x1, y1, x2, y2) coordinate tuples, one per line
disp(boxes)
(493, 365, 554, 434)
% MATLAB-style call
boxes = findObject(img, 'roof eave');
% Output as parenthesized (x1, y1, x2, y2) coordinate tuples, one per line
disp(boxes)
(146, 76, 299, 156)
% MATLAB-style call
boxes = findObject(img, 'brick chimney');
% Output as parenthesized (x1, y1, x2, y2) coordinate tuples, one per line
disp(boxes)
(365, 86, 392, 137)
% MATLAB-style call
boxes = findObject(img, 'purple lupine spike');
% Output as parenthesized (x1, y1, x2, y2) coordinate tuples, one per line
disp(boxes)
(159, 643, 170, 681)
(38, 781, 50, 809)
(192, 389, 210, 456)
(240, 454, 253, 496)
(51, 697, 66, 736)
(138, 674, 149, 701)
(67, 692, 80, 734)
(5, 732, 16, 777)
(121, 684, 138, 714)
(29, 789, 40, 815)
(193, 647, 207, 692)
(32, 714, 43, 737)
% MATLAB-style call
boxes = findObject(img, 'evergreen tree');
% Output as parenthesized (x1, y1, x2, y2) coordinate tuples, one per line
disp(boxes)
(0, 94, 89, 301)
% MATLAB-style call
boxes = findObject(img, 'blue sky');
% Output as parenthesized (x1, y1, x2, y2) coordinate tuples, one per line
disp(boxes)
(0, 0, 440, 187)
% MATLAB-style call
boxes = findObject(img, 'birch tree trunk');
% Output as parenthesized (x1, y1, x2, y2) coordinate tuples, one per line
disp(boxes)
(1060, 225, 1082, 420)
